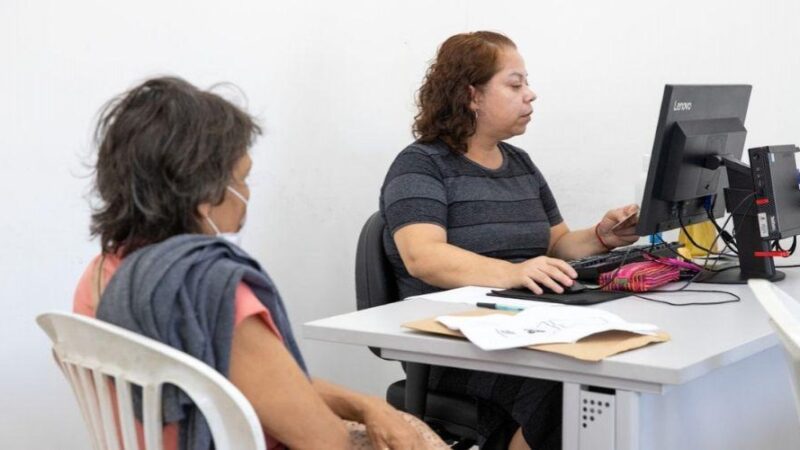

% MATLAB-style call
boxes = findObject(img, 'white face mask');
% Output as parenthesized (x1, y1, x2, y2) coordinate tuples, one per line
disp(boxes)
(205, 185, 248, 247)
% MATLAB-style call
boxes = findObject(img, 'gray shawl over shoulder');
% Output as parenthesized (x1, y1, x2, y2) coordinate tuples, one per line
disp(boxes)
(96, 234, 307, 450)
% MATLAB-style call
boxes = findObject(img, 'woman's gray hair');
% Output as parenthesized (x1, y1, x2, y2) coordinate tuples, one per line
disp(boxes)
(90, 76, 261, 256)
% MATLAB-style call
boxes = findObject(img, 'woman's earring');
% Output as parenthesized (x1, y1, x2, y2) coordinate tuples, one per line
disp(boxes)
(474, 109, 479, 120)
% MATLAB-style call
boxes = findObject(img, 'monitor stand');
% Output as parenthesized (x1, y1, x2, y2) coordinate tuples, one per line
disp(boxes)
(695, 159, 785, 284)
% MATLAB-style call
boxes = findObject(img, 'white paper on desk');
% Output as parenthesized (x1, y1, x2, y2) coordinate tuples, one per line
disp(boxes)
(406, 286, 494, 303)
(406, 286, 556, 310)
(437, 306, 659, 351)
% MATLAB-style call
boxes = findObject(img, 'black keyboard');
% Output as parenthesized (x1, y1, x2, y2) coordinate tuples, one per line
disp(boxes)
(569, 242, 683, 281)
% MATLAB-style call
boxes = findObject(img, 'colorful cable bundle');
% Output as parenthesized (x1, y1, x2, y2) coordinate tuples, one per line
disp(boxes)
(599, 258, 685, 292)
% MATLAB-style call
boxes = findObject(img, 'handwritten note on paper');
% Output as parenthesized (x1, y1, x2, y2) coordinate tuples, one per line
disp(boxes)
(436, 306, 659, 351)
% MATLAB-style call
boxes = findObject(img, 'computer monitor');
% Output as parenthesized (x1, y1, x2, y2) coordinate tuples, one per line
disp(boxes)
(636, 84, 787, 283)
(636, 85, 751, 235)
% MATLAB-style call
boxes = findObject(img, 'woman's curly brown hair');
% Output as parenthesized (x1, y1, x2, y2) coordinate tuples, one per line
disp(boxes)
(90, 76, 261, 257)
(413, 31, 516, 154)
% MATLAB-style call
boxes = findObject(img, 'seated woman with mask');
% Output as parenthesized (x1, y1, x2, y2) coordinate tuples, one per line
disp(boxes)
(74, 77, 448, 450)
(380, 32, 640, 450)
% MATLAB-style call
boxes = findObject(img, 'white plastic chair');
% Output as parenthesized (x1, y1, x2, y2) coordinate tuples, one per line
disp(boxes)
(748, 279, 800, 418)
(37, 311, 266, 450)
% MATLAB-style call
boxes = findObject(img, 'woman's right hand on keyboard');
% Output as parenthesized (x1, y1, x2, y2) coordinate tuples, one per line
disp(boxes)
(509, 256, 578, 294)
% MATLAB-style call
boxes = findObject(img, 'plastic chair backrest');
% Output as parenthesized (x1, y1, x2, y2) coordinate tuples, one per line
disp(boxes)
(748, 279, 800, 418)
(355, 211, 399, 311)
(36, 311, 266, 450)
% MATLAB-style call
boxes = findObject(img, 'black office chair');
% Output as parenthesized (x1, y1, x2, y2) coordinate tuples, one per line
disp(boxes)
(355, 211, 513, 450)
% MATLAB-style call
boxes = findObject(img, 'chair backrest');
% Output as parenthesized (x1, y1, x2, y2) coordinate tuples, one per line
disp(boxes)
(355, 211, 399, 311)
(37, 311, 266, 450)
(355, 212, 401, 359)
(747, 279, 800, 418)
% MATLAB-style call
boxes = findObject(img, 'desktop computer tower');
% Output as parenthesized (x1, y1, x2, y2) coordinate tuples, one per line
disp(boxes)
(749, 145, 800, 240)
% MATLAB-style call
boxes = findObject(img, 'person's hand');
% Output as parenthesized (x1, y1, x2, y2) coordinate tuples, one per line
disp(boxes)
(360, 398, 425, 450)
(510, 256, 578, 294)
(596, 204, 640, 249)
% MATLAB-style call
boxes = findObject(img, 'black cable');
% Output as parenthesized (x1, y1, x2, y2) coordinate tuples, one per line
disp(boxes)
(705, 193, 753, 256)
(700, 263, 741, 273)
(691, 192, 756, 278)
(677, 218, 739, 261)
(677, 212, 731, 257)
(774, 236, 797, 256)
(628, 290, 741, 306)
(657, 209, 739, 274)
(704, 195, 735, 248)
(703, 196, 739, 255)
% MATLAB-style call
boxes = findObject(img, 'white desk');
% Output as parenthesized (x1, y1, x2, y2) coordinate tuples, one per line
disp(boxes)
(304, 278, 800, 450)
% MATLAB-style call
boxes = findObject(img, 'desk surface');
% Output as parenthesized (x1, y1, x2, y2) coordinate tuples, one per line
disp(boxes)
(304, 272, 798, 394)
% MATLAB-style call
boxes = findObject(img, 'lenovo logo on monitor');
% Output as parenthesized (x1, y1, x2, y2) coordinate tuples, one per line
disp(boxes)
(673, 101, 692, 111)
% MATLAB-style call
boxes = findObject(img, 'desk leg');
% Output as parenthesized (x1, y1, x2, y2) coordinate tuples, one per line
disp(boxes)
(563, 383, 640, 450)
(563, 383, 581, 450)
(615, 389, 639, 450)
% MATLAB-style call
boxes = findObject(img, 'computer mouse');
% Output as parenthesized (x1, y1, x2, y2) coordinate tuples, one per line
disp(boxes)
(541, 281, 587, 295)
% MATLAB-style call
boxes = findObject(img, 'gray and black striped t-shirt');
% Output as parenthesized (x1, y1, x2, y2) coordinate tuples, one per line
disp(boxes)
(380, 139, 563, 299)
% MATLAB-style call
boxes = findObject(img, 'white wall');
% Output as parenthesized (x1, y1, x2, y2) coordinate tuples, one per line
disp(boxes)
(2, 1, 799, 448)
